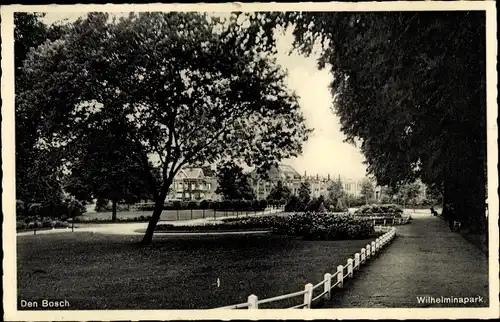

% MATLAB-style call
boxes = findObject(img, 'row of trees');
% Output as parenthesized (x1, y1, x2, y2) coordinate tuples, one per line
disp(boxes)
(275, 11, 486, 232)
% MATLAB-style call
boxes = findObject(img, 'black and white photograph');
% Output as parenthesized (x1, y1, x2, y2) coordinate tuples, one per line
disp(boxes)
(2, 1, 498, 320)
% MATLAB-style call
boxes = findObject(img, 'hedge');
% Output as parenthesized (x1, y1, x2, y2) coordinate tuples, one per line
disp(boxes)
(16, 218, 70, 231)
(136, 199, 268, 212)
(16, 199, 86, 220)
(354, 204, 404, 217)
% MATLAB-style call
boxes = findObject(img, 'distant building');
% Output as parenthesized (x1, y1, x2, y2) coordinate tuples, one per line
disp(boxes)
(249, 164, 365, 200)
(343, 179, 363, 197)
(167, 167, 219, 201)
(249, 164, 302, 200)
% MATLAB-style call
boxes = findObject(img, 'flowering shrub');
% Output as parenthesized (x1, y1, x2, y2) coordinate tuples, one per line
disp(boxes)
(156, 212, 374, 240)
(271, 212, 374, 240)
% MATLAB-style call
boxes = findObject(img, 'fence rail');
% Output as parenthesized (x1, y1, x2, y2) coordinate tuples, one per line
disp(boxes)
(213, 226, 397, 310)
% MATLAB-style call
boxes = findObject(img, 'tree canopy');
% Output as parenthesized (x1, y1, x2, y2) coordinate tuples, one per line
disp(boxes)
(19, 12, 311, 244)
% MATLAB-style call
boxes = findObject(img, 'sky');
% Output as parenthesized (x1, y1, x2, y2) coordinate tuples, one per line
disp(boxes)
(41, 12, 368, 180)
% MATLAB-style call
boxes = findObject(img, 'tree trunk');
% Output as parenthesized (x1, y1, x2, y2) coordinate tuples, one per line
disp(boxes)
(141, 187, 169, 245)
(111, 199, 117, 222)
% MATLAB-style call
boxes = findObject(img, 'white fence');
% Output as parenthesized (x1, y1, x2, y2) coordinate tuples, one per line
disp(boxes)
(364, 216, 411, 226)
(213, 226, 396, 310)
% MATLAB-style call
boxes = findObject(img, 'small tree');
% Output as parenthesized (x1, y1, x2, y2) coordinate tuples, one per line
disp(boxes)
(398, 182, 421, 210)
(360, 178, 375, 204)
(216, 161, 255, 201)
(297, 181, 312, 206)
(266, 180, 292, 205)
(327, 178, 344, 206)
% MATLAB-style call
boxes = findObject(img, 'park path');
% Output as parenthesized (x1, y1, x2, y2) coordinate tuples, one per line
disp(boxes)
(16, 208, 282, 237)
(324, 210, 490, 308)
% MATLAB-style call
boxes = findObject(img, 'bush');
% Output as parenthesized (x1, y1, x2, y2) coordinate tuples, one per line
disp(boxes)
(273, 212, 374, 240)
(16, 221, 28, 230)
(187, 201, 199, 210)
(95, 198, 108, 212)
(200, 200, 209, 209)
(259, 199, 267, 210)
(285, 195, 300, 212)
(16, 218, 69, 231)
(354, 204, 403, 217)
(16, 200, 26, 217)
(17, 199, 85, 220)
(305, 197, 320, 212)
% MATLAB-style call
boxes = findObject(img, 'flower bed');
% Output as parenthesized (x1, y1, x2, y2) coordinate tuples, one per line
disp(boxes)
(354, 204, 403, 218)
(156, 212, 375, 240)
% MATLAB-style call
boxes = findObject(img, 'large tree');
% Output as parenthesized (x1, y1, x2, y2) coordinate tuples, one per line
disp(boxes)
(280, 11, 486, 232)
(20, 12, 310, 244)
(215, 161, 255, 201)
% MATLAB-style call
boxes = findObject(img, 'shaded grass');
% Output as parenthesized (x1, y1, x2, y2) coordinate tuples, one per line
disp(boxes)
(17, 232, 374, 309)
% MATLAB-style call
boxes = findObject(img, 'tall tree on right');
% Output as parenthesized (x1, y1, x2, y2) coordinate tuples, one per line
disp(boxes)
(282, 11, 487, 232)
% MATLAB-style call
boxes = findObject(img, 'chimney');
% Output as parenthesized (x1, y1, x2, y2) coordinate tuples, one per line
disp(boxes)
(327, 174, 330, 180)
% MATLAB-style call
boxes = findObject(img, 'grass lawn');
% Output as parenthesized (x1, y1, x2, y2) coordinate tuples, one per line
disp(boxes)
(79, 209, 273, 221)
(17, 232, 376, 309)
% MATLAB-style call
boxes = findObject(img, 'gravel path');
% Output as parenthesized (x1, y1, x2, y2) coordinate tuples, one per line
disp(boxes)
(16, 208, 282, 237)
(323, 211, 489, 308)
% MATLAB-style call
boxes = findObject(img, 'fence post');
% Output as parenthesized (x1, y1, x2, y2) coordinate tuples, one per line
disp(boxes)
(361, 248, 366, 263)
(392, 218, 395, 225)
(337, 265, 343, 288)
(376, 238, 380, 250)
(371, 241, 376, 255)
(366, 244, 371, 259)
(373, 219, 376, 226)
(354, 253, 360, 269)
(248, 294, 258, 309)
(324, 273, 332, 300)
(304, 283, 313, 308)
(347, 258, 353, 278)
(383, 219, 386, 226)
